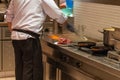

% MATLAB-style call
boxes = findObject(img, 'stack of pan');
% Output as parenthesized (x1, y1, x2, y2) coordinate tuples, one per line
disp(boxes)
(77, 41, 113, 56)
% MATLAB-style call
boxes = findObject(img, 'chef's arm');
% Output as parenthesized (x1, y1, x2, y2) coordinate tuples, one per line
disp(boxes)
(5, 0, 14, 32)
(41, 0, 75, 32)
(41, 0, 67, 24)
(7, 22, 12, 32)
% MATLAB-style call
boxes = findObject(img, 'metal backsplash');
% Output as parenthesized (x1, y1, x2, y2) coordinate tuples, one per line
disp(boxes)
(79, 0, 120, 6)
(74, 0, 120, 41)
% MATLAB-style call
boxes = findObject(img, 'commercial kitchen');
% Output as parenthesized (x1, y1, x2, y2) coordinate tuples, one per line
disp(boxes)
(0, 0, 120, 80)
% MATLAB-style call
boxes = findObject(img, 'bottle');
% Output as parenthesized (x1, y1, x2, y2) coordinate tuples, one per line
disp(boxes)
(66, 0, 73, 9)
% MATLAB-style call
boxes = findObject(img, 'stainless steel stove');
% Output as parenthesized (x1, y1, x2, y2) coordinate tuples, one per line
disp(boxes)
(0, 27, 15, 71)
(42, 39, 120, 80)
(107, 51, 120, 61)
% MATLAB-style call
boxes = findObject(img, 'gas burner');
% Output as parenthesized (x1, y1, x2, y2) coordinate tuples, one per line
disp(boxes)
(107, 51, 120, 61)
(59, 42, 79, 49)
(79, 46, 112, 56)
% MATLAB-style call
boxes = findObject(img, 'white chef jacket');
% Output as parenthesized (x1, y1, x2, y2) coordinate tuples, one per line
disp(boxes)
(6, 0, 67, 40)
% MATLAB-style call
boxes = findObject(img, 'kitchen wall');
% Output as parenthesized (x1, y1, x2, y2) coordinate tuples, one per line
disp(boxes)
(74, 0, 120, 41)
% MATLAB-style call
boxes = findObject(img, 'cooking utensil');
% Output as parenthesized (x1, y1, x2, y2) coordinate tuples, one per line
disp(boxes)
(98, 28, 115, 47)
(112, 27, 120, 41)
(78, 41, 96, 48)
(90, 46, 110, 56)
(80, 46, 112, 56)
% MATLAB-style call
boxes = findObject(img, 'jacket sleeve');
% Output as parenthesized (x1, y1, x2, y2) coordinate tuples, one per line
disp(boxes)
(41, 0, 67, 24)
(5, 0, 14, 22)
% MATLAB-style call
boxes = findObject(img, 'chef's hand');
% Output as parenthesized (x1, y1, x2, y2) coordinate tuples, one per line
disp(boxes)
(7, 22, 12, 32)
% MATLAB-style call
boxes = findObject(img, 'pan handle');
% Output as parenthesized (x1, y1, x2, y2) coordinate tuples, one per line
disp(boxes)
(79, 47, 93, 54)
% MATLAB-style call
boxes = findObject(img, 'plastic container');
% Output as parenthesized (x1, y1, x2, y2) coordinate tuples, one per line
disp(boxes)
(65, 0, 73, 9)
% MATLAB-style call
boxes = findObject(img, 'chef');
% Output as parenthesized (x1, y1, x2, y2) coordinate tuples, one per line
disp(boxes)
(5, 0, 74, 80)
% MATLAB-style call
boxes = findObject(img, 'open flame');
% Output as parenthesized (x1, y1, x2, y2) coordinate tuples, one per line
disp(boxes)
(49, 34, 60, 40)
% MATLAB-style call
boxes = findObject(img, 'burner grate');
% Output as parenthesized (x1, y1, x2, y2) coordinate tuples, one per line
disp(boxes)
(107, 51, 120, 61)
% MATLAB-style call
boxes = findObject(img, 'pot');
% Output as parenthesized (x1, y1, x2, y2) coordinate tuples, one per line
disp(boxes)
(99, 28, 115, 47)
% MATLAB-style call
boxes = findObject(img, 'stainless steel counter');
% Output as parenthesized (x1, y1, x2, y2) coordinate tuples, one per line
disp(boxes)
(0, 22, 7, 27)
(41, 39, 120, 80)
(0, 24, 15, 77)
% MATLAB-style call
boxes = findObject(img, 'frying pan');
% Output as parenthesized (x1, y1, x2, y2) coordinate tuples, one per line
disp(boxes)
(77, 41, 96, 48)
(90, 46, 110, 56)
(80, 46, 111, 56)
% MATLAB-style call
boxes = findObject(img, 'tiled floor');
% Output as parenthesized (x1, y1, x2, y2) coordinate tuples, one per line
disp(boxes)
(0, 77, 15, 80)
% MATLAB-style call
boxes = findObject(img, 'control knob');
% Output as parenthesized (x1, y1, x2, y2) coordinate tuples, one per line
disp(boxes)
(76, 62, 82, 68)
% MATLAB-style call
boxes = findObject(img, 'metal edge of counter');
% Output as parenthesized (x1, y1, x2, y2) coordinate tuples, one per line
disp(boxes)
(46, 40, 120, 80)
(0, 22, 8, 27)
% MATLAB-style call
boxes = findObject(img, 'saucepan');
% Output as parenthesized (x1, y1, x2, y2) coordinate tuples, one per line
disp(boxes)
(98, 27, 115, 46)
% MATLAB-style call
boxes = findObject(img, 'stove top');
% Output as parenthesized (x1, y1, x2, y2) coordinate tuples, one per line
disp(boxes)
(58, 41, 120, 62)
(64, 41, 113, 56)
(107, 51, 120, 61)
